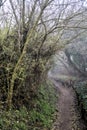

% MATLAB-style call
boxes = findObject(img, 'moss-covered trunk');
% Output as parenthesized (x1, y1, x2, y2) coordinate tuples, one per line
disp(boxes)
(7, 3, 47, 109)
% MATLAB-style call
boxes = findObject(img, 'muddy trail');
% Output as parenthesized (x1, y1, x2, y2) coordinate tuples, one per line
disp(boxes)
(51, 80, 87, 130)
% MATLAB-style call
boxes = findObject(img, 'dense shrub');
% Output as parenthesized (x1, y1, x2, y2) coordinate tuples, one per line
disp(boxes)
(0, 81, 57, 130)
(0, 25, 57, 109)
(74, 81, 87, 121)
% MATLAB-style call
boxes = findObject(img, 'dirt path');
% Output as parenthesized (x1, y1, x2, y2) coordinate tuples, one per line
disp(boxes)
(51, 80, 86, 130)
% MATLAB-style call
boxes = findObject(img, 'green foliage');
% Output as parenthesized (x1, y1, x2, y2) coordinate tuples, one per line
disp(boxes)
(30, 99, 54, 128)
(0, 81, 57, 130)
(0, 107, 29, 130)
(29, 81, 57, 128)
(74, 81, 87, 121)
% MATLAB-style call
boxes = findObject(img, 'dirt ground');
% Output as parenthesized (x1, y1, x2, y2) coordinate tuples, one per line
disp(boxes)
(51, 80, 87, 130)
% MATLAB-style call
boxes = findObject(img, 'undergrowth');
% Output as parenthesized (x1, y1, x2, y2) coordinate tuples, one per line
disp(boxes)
(0, 80, 57, 130)
(74, 81, 87, 121)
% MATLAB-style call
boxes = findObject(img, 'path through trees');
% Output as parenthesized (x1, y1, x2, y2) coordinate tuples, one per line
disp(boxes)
(51, 80, 86, 130)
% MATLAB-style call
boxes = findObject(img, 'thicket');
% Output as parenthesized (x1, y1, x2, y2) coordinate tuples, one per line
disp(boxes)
(0, 24, 58, 109)
(0, 81, 57, 130)
(0, 25, 58, 129)
(74, 81, 87, 122)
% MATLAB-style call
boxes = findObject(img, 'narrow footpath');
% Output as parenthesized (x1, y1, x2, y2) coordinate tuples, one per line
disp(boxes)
(51, 80, 87, 130)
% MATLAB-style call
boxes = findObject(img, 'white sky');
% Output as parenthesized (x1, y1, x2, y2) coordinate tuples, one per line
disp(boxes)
(0, 0, 87, 27)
